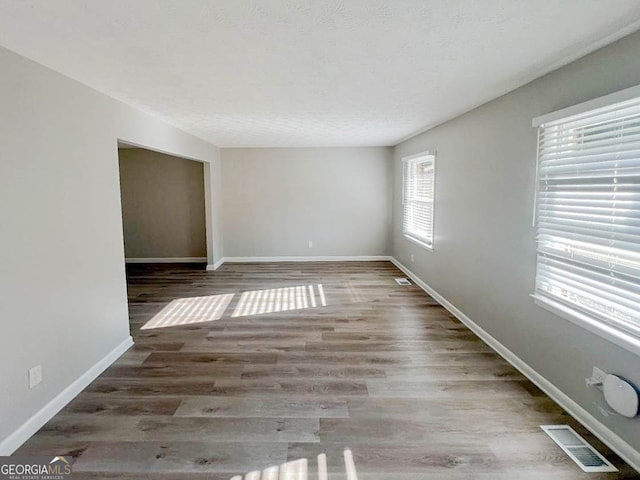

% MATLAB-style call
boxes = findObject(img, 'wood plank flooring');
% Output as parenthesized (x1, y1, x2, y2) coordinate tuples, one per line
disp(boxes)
(14, 261, 638, 479)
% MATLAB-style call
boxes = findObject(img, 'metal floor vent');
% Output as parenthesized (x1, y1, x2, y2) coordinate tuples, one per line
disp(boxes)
(541, 425, 617, 473)
(395, 277, 411, 286)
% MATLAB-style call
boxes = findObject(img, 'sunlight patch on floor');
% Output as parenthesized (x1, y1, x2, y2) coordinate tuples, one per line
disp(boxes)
(232, 284, 327, 318)
(229, 450, 357, 480)
(141, 293, 234, 329)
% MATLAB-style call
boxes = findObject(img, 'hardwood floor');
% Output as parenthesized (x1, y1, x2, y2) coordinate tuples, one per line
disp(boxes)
(15, 262, 638, 479)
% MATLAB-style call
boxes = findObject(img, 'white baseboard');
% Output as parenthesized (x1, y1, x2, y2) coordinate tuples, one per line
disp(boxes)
(223, 255, 392, 263)
(206, 255, 391, 271)
(125, 257, 207, 264)
(0, 336, 134, 455)
(389, 257, 640, 473)
(206, 257, 225, 271)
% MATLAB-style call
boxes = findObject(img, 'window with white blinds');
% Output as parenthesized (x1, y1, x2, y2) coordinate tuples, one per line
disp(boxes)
(533, 93, 640, 341)
(402, 153, 435, 249)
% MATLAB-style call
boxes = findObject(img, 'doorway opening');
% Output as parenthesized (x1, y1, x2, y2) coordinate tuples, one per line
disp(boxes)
(117, 142, 208, 266)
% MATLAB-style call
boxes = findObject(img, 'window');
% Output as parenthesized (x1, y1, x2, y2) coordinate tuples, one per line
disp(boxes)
(402, 152, 435, 249)
(532, 88, 640, 348)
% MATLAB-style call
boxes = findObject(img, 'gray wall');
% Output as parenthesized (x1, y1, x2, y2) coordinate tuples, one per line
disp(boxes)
(119, 148, 207, 259)
(222, 147, 392, 258)
(391, 31, 640, 452)
(0, 45, 219, 452)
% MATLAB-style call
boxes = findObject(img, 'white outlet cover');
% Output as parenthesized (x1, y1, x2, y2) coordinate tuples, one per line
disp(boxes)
(28, 365, 42, 389)
(603, 374, 639, 418)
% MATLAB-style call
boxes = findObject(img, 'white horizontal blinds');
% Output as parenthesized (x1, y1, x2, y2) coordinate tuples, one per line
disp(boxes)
(535, 95, 640, 337)
(403, 155, 435, 247)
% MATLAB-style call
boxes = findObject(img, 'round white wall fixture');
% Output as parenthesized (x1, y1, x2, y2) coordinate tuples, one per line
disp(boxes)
(603, 374, 639, 418)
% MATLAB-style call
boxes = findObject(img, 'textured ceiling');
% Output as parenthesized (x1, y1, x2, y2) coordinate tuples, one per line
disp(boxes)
(1, 1, 640, 147)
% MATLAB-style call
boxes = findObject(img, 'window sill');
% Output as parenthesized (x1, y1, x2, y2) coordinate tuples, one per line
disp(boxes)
(532, 294, 640, 357)
(404, 234, 433, 252)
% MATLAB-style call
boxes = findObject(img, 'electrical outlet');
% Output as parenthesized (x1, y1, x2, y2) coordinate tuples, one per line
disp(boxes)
(308, 241, 313, 248)
(29, 365, 42, 389)
(410, 254, 415, 263)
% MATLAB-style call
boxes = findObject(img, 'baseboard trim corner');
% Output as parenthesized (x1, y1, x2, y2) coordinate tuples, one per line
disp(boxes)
(0, 335, 134, 455)
(223, 255, 392, 263)
(207, 258, 225, 271)
(389, 257, 640, 473)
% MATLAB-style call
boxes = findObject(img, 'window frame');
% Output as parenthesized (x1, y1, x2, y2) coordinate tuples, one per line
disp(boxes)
(531, 84, 640, 356)
(402, 151, 436, 251)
